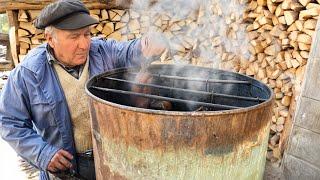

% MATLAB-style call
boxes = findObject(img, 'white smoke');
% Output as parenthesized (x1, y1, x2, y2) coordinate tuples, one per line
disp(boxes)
(124, 0, 252, 111)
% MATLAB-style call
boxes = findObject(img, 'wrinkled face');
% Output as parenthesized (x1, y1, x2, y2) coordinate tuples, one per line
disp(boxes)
(46, 26, 91, 67)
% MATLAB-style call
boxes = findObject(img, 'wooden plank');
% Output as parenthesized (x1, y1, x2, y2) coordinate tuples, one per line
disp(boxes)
(294, 97, 320, 134)
(302, 58, 320, 101)
(0, 0, 131, 12)
(283, 154, 320, 180)
(309, 20, 320, 59)
(287, 126, 320, 168)
(6, 10, 19, 67)
(282, 18, 320, 177)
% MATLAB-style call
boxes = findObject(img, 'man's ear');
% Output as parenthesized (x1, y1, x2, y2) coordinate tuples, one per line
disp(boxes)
(45, 33, 55, 48)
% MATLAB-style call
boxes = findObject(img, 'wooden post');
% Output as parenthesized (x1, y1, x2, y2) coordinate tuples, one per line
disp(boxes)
(282, 20, 320, 178)
(6, 10, 19, 67)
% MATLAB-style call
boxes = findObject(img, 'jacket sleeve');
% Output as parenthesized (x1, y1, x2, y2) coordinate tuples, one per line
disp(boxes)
(101, 38, 144, 69)
(0, 68, 60, 171)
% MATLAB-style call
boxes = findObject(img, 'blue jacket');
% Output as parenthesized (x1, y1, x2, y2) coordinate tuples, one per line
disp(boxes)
(0, 38, 142, 179)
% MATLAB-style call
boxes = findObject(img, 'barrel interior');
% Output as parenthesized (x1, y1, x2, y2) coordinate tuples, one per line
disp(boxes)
(87, 64, 272, 111)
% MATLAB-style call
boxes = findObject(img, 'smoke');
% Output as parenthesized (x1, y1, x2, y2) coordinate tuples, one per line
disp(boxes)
(127, 0, 250, 69)
(124, 0, 252, 111)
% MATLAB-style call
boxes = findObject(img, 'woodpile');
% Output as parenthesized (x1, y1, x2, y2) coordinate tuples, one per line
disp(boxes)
(16, 10, 43, 62)
(13, 0, 320, 165)
(242, 0, 319, 165)
(17, 0, 249, 67)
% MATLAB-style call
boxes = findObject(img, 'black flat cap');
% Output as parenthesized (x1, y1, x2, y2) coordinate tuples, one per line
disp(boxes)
(34, 0, 98, 30)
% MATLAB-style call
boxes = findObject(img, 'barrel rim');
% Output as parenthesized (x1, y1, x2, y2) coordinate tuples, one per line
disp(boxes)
(85, 64, 274, 116)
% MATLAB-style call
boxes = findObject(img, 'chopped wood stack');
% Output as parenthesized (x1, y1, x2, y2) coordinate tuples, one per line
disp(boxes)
(17, 10, 43, 62)
(17, 1, 250, 67)
(242, 0, 319, 164)
(14, 0, 320, 165)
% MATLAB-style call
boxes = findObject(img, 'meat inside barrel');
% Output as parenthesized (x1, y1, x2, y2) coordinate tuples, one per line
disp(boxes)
(131, 72, 172, 110)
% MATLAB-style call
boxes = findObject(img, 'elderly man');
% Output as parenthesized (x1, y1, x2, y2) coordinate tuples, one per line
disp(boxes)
(0, 0, 165, 179)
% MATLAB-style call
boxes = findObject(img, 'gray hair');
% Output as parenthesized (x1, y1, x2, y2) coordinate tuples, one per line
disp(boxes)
(44, 26, 57, 40)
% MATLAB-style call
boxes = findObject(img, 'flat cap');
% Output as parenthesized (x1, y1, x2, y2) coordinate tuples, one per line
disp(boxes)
(34, 0, 98, 30)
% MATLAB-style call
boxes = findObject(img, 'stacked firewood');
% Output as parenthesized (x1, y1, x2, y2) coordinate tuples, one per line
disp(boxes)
(88, 4, 245, 67)
(15, 0, 320, 165)
(242, 0, 319, 164)
(17, 10, 43, 62)
(17, 1, 249, 67)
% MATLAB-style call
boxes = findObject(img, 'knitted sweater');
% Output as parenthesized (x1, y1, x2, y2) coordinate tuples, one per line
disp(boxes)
(53, 60, 92, 153)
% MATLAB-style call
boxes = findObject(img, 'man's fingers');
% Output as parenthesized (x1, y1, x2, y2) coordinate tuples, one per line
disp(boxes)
(58, 155, 73, 169)
(49, 155, 67, 171)
(48, 160, 66, 172)
(54, 160, 68, 171)
(56, 150, 73, 169)
(47, 149, 73, 172)
(48, 164, 57, 172)
(59, 149, 74, 161)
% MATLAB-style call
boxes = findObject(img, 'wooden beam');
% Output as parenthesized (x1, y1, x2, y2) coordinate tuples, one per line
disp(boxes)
(6, 10, 19, 67)
(0, 0, 132, 12)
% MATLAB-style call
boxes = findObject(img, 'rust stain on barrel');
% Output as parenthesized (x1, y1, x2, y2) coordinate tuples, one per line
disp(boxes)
(90, 98, 273, 155)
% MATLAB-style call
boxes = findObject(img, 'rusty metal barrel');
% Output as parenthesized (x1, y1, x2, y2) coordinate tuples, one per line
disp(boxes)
(85, 64, 274, 179)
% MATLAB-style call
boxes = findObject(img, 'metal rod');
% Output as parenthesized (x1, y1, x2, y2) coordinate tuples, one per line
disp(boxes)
(127, 72, 251, 84)
(90, 86, 241, 110)
(103, 77, 267, 102)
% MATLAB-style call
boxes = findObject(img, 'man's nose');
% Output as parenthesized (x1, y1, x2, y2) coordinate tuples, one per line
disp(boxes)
(78, 36, 90, 50)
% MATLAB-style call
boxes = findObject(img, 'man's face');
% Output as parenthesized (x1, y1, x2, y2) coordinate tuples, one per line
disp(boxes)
(47, 26, 91, 67)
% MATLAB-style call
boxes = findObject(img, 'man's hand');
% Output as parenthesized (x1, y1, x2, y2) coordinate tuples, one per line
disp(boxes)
(47, 149, 73, 172)
(141, 32, 168, 58)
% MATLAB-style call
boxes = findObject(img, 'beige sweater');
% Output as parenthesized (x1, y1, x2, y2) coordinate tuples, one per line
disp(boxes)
(53, 60, 92, 153)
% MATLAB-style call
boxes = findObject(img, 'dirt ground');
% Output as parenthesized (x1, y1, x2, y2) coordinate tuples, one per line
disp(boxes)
(264, 160, 284, 180)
